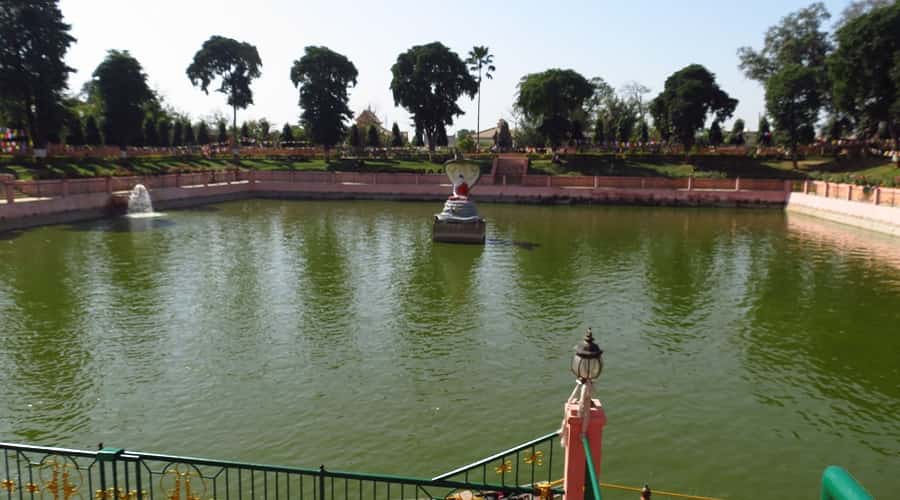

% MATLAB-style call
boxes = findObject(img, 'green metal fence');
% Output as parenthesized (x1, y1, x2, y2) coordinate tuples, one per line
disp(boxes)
(432, 431, 563, 495)
(2, 439, 559, 500)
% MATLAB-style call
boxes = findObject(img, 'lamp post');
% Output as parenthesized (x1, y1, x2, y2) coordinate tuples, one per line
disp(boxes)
(571, 328, 603, 384)
(561, 328, 607, 500)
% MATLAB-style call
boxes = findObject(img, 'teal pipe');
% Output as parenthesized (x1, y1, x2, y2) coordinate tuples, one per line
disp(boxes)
(581, 435, 602, 500)
(821, 466, 873, 500)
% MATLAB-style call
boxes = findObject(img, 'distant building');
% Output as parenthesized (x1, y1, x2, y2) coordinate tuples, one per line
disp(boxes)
(355, 107, 407, 144)
(475, 127, 498, 147)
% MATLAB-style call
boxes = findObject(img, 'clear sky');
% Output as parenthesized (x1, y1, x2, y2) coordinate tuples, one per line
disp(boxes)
(58, 0, 854, 134)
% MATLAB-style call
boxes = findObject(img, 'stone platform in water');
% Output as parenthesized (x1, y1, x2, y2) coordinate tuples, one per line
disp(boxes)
(433, 218, 486, 244)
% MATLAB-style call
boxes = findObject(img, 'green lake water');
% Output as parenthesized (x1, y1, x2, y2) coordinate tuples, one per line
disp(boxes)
(1, 200, 898, 499)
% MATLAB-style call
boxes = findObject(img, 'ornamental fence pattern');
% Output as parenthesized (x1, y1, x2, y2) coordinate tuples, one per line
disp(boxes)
(0, 435, 563, 500)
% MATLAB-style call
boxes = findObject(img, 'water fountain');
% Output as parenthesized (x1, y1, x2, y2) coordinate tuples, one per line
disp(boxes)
(127, 184, 153, 214)
(124, 184, 163, 218)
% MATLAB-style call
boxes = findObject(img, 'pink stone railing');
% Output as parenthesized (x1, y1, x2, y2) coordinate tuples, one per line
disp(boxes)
(2, 171, 796, 205)
(800, 180, 900, 207)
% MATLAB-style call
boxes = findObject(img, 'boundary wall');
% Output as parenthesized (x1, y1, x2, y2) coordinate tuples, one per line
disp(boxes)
(2, 172, 898, 236)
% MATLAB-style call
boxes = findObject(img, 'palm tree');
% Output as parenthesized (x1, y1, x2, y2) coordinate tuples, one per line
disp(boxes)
(466, 46, 495, 153)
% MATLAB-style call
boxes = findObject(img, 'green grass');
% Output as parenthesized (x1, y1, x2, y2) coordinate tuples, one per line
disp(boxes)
(2, 153, 897, 186)
(529, 153, 900, 185)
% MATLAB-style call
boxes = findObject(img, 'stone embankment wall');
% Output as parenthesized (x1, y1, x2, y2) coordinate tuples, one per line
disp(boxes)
(3, 171, 897, 236)
(786, 181, 900, 237)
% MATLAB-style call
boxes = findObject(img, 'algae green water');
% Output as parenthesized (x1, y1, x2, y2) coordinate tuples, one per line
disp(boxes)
(1, 200, 898, 499)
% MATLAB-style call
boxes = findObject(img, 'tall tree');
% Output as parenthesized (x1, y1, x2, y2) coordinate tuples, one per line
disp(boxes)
(84, 115, 102, 146)
(515, 69, 593, 148)
(496, 118, 513, 150)
(708, 121, 723, 146)
(290, 46, 358, 158)
(92, 50, 152, 149)
(183, 120, 195, 145)
(649, 64, 737, 151)
(171, 120, 183, 147)
(765, 64, 822, 168)
(390, 122, 403, 147)
(0, 0, 76, 152)
(593, 117, 606, 145)
(348, 124, 361, 150)
(258, 118, 270, 144)
(187, 36, 262, 151)
(621, 81, 651, 121)
(829, 2, 899, 143)
(729, 118, 746, 145)
(217, 120, 228, 144)
(280, 123, 294, 144)
(197, 121, 210, 145)
(466, 46, 495, 152)
(366, 125, 380, 148)
(143, 117, 158, 147)
(638, 120, 650, 144)
(65, 116, 85, 146)
(738, 3, 831, 141)
(157, 118, 171, 147)
(239, 122, 249, 144)
(390, 42, 478, 154)
(758, 116, 772, 146)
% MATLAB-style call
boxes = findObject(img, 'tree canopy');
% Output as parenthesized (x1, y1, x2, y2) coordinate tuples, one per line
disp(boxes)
(172, 120, 183, 147)
(92, 50, 152, 149)
(157, 118, 171, 147)
(217, 121, 228, 143)
(197, 121, 210, 145)
(290, 46, 358, 153)
(738, 2, 831, 147)
(515, 68, 593, 148)
(0, 0, 76, 149)
(183, 121, 195, 145)
(709, 120, 723, 146)
(496, 119, 513, 150)
(280, 123, 294, 144)
(348, 124, 361, 149)
(829, 2, 900, 141)
(366, 125, 380, 148)
(143, 117, 158, 146)
(766, 63, 822, 166)
(737, 2, 832, 84)
(390, 42, 478, 152)
(650, 64, 737, 150)
(187, 36, 262, 145)
(729, 118, 746, 145)
(65, 116, 84, 146)
(84, 115, 101, 145)
(390, 122, 403, 147)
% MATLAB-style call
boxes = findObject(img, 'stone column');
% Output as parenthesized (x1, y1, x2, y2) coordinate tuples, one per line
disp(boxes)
(4, 183, 14, 204)
(563, 400, 607, 500)
(687, 176, 694, 191)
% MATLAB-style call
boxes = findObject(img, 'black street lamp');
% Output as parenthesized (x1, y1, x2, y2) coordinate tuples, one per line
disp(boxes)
(571, 328, 603, 382)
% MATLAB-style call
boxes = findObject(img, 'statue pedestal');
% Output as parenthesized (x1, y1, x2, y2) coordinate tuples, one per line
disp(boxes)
(432, 218, 486, 244)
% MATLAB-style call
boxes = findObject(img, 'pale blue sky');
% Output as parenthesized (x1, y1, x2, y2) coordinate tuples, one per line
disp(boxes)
(58, 0, 853, 134)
